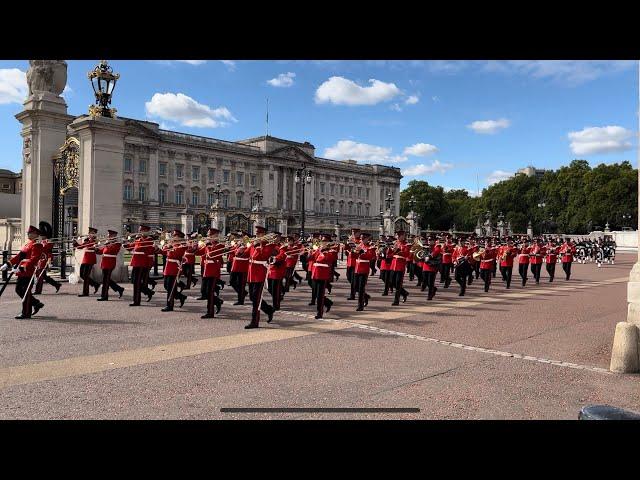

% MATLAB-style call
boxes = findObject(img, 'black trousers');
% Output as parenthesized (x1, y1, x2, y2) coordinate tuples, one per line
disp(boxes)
(312, 279, 332, 318)
(202, 277, 222, 316)
(562, 261, 572, 280)
(392, 270, 408, 304)
(34, 270, 60, 294)
(249, 281, 273, 324)
(492, 260, 497, 278)
(230, 271, 248, 304)
(545, 262, 556, 281)
(421, 270, 437, 299)
(284, 266, 297, 292)
(440, 263, 452, 283)
(181, 263, 193, 289)
(474, 261, 480, 279)
(414, 265, 423, 285)
(100, 268, 122, 299)
(130, 267, 144, 305)
(480, 268, 492, 292)
(354, 273, 369, 309)
(80, 263, 100, 295)
(346, 266, 355, 299)
(455, 262, 470, 295)
(16, 275, 42, 317)
(518, 263, 529, 285)
(499, 265, 513, 288)
(531, 263, 542, 283)
(382, 269, 393, 294)
(164, 275, 185, 309)
(268, 278, 283, 310)
(408, 262, 415, 281)
(141, 268, 154, 296)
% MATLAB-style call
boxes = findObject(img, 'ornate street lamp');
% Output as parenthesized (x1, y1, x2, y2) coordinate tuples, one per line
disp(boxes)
(295, 165, 313, 237)
(379, 210, 384, 236)
(251, 189, 263, 212)
(622, 213, 632, 229)
(408, 194, 416, 212)
(87, 60, 120, 118)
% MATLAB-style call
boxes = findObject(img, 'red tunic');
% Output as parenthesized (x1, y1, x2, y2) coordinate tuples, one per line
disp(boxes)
(518, 246, 531, 264)
(311, 249, 337, 281)
(545, 245, 558, 264)
(74, 236, 97, 265)
(346, 244, 358, 269)
(499, 246, 518, 267)
(247, 243, 278, 283)
(198, 242, 224, 278)
(479, 247, 497, 270)
(559, 243, 576, 263)
(390, 241, 411, 272)
(529, 245, 546, 265)
(442, 243, 454, 265)
(268, 245, 288, 280)
(10, 239, 44, 277)
(231, 245, 250, 273)
(38, 240, 54, 269)
(467, 245, 479, 266)
(285, 242, 301, 268)
(124, 238, 155, 268)
(96, 242, 121, 270)
(354, 245, 377, 275)
(452, 245, 469, 263)
(422, 244, 442, 273)
(380, 247, 393, 271)
(183, 243, 198, 265)
(307, 248, 319, 272)
(162, 245, 187, 277)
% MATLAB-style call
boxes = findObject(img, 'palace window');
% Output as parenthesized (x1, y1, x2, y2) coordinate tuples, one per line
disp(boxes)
(175, 189, 184, 205)
(236, 192, 243, 208)
(208, 192, 215, 206)
(357, 187, 362, 198)
(139, 159, 147, 174)
(192, 190, 200, 206)
(366, 188, 370, 199)
(250, 174, 257, 187)
(319, 199, 325, 213)
(176, 164, 184, 179)
(340, 185, 344, 195)
(223, 170, 230, 184)
(123, 182, 133, 200)
(237, 172, 244, 186)
(192, 166, 200, 182)
(330, 184, 335, 195)
(329, 200, 335, 212)
(357, 204, 362, 216)
(222, 194, 229, 209)
(349, 186, 353, 196)
(159, 187, 166, 205)
(159, 162, 167, 177)
(208, 168, 215, 183)
(139, 184, 147, 201)
(366, 205, 370, 216)
(320, 182, 325, 194)
(124, 157, 132, 173)
(348, 203, 353, 215)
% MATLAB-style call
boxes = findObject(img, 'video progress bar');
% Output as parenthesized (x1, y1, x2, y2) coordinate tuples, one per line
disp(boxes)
(220, 408, 420, 413)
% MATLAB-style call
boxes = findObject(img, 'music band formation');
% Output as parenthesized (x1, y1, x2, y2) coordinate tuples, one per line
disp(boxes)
(3, 221, 611, 327)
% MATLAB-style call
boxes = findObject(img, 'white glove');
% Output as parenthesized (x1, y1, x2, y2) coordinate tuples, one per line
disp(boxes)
(0, 262, 9, 272)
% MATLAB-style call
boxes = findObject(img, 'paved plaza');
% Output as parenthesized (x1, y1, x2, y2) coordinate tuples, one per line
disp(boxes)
(1, 253, 639, 420)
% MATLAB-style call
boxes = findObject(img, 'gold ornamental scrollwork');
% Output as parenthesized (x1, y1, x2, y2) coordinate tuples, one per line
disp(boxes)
(58, 136, 80, 195)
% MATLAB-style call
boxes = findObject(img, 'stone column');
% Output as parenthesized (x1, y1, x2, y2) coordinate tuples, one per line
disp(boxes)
(181, 213, 193, 234)
(527, 221, 533, 238)
(15, 92, 70, 235)
(70, 115, 128, 236)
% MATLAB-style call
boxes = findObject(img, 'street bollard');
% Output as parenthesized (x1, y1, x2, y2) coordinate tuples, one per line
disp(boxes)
(578, 405, 640, 420)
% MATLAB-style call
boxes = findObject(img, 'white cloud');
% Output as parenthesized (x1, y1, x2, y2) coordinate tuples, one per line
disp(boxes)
(403, 143, 439, 157)
(145, 92, 237, 128)
(468, 118, 511, 134)
(323, 140, 407, 164)
(315, 76, 401, 106)
(405, 95, 419, 105)
(390, 103, 402, 112)
(487, 170, 514, 185)
(177, 60, 207, 66)
(568, 126, 634, 155)
(267, 72, 296, 87)
(402, 160, 453, 177)
(481, 60, 635, 86)
(432, 96, 440, 102)
(61, 85, 73, 99)
(0, 68, 27, 104)
(220, 60, 236, 71)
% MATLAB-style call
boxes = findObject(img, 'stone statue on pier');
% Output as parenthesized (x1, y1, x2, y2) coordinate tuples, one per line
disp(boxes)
(26, 60, 67, 97)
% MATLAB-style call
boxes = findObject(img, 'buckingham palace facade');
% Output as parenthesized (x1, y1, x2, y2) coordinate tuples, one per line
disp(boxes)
(118, 120, 402, 236)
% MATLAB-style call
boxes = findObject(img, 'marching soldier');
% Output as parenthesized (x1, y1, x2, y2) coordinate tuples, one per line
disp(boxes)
(345, 228, 361, 300)
(284, 235, 300, 292)
(228, 231, 250, 305)
(452, 237, 471, 296)
(467, 237, 479, 284)
(498, 237, 518, 289)
(439, 235, 454, 287)
(161, 230, 188, 312)
(34, 222, 61, 295)
(478, 238, 497, 293)
(529, 238, 546, 284)
(353, 233, 375, 311)
(179, 233, 199, 290)
(123, 225, 156, 306)
(197, 228, 224, 319)
(559, 238, 576, 280)
(390, 230, 411, 305)
(267, 232, 287, 310)
(95, 229, 125, 301)
(545, 239, 558, 282)
(380, 239, 394, 296)
(518, 238, 531, 286)
(245, 226, 277, 329)
(73, 227, 101, 297)
(1, 225, 45, 319)
(421, 236, 442, 300)
(310, 234, 336, 319)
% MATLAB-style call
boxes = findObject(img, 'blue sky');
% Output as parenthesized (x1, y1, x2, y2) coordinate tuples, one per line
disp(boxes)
(0, 60, 637, 193)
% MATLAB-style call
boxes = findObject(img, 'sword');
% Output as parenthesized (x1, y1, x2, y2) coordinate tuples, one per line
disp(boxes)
(168, 259, 186, 306)
(0, 270, 15, 299)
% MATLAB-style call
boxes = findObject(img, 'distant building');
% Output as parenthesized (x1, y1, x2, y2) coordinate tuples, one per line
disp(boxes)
(0, 168, 22, 194)
(517, 166, 548, 179)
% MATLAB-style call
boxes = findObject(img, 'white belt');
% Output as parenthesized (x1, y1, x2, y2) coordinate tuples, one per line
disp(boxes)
(250, 260, 268, 266)
(234, 257, 249, 261)
(132, 251, 146, 255)
(103, 254, 117, 258)
(286, 255, 297, 259)
(392, 255, 405, 259)
(185, 253, 195, 257)
(356, 259, 370, 263)
(314, 263, 329, 267)
(167, 258, 181, 264)
(83, 249, 95, 252)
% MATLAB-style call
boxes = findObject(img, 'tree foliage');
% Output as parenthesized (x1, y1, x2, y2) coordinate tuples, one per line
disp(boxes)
(399, 161, 637, 234)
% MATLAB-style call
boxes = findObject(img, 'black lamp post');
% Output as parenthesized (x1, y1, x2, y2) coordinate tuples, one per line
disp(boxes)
(379, 210, 384, 237)
(408, 195, 416, 212)
(88, 60, 120, 118)
(537, 201, 546, 235)
(295, 165, 312, 237)
(622, 213, 632, 229)
(251, 189, 263, 211)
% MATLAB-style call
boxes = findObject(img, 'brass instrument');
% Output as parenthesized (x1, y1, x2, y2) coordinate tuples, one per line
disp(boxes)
(472, 247, 486, 261)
